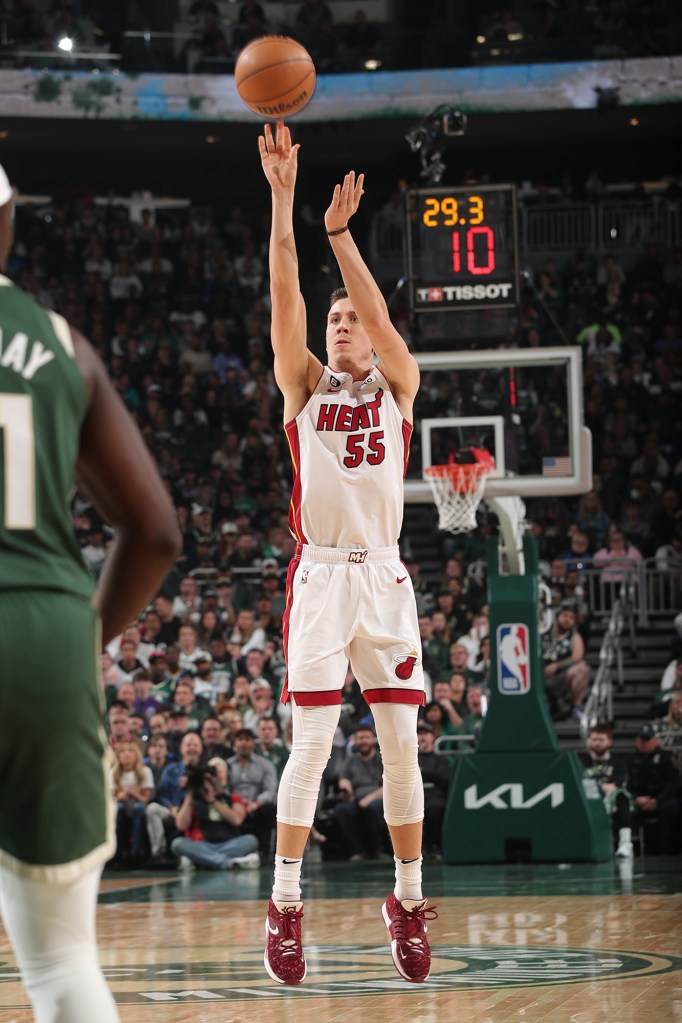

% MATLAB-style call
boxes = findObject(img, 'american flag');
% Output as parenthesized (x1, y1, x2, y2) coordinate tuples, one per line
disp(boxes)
(542, 456, 572, 476)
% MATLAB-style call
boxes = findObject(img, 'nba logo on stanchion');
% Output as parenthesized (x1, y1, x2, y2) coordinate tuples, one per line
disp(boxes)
(497, 624, 530, 694)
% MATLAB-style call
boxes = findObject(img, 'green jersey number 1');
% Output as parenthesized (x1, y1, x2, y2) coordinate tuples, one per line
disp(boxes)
(0, 393, 36, 530)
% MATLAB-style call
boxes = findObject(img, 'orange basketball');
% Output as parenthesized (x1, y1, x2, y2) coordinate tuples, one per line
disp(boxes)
(235, 36, 316, 118)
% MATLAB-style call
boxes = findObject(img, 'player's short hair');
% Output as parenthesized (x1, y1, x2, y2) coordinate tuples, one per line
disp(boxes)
(329, 286, 348, 309)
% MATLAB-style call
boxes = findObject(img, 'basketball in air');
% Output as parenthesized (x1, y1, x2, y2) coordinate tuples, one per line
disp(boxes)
(235, 36, 316, 118)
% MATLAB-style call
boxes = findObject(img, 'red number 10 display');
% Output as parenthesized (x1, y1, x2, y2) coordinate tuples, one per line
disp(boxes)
(452, 226, 495, 275)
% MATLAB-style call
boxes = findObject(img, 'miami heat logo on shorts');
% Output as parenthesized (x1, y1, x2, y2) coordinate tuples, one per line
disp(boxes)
(393, 650, 420, 680)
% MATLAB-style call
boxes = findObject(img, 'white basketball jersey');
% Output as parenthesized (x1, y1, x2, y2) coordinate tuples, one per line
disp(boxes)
(284, 365, 412, 548)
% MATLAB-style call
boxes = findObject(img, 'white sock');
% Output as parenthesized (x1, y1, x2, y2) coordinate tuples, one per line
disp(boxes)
(394, 855, 423, 903)
(272, 854, 303, 905)
(619, 827, 632, 844)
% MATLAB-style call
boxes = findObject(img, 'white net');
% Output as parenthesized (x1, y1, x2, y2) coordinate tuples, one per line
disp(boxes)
(424, 463, 491, 534)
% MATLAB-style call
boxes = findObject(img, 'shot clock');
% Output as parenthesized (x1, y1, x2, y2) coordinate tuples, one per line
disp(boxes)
(405, 184, 520, 313)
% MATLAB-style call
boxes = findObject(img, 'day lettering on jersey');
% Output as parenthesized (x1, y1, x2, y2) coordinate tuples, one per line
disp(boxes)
(0, 329, 55, 380)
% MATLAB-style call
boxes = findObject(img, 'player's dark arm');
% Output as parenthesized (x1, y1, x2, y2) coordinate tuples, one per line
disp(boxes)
(73, 330, 182, 645)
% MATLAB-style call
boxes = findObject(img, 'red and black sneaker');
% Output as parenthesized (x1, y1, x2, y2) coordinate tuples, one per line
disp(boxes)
(382, 892, 437, 983)
(264, 899, 307, 985)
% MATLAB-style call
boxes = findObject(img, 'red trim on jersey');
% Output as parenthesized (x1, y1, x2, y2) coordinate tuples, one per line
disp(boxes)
(374, 365, 412, 477)
(363, 688, 426, 706)
(284, 420, 307, 544)
(280, 552, 302, 704)
(291, 690, 343, 707)
(402, 419, 413, 478)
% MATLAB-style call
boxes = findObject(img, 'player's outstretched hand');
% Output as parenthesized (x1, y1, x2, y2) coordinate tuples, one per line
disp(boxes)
(325, 170, 365, 235)
(258, 118, 300, 194)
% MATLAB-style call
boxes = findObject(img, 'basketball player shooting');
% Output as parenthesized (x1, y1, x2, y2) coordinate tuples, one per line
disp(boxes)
(258, 119, 436, 986)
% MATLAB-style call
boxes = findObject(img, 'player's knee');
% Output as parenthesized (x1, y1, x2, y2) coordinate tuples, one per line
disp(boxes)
(382, 758, 420, 793)
(289, 734, 334, 772)
(377, 726, 418, 771)
(381, 744, 424, 824)
(374, 703, 421, 761)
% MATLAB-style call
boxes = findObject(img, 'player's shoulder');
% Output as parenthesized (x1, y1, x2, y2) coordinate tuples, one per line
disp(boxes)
(374, 361, 418, 412)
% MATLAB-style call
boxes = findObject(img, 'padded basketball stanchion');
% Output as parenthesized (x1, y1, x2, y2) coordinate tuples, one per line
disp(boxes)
(442, 532, 613, 864)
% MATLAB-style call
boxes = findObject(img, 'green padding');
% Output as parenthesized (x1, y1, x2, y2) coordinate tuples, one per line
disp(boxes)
(443, 534, 611, 863)
(478, 534, 558, 753)
(443, 750, 613, 863)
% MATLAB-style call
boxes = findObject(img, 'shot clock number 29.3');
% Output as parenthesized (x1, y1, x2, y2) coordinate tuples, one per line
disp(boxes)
(422, 194, 494, 275)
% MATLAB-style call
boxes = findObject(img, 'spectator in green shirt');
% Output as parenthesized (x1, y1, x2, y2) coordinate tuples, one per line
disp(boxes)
(458, 685, 486, 748)
(257, 717, 289, 779)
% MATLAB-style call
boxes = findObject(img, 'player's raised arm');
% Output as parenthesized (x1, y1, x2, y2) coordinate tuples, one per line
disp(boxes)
(73, 330, 182, 645)
(259, 119, 320, 417)
(325, 171, 419, 415)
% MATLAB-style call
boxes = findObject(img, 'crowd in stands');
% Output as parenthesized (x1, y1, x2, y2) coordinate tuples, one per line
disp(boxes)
(0, 0, 387, 72)
(1, 0, 679, 73)
(5, 167, 682, 863)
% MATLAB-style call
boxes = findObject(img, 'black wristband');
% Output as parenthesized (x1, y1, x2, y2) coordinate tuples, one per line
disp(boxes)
(327, 225, 349, 237)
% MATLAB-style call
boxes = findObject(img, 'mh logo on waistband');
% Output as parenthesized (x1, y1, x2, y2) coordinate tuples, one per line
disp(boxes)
(348, 550, 368, 563)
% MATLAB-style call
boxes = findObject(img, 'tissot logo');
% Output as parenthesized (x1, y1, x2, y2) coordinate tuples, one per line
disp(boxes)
(464, 783, 565, 810)
(417, 283, 514, 304)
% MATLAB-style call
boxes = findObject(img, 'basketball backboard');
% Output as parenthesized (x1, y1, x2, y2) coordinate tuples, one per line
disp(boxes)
(404, 346, 591, 502)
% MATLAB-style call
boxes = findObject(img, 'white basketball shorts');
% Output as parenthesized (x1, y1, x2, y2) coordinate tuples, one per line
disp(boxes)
(281, 543, 425, 708)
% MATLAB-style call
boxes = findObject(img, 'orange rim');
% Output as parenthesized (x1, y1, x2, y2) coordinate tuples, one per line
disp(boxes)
(424, 463, 491, 494)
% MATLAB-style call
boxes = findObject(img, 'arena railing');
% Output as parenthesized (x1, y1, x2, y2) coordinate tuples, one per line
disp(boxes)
(189, 560, 676, 632)
(0, 46, 120, 69)
(636, 557, 682, 629)
(372, 198, 681, 263)
(580, 573, 636, 739)
(433, 735, 476, 758)
(553, 563, 639, 640)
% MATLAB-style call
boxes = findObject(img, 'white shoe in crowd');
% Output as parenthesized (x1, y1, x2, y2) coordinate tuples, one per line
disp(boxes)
(178, 855, 195, 871)
(232, 852, 261, 870)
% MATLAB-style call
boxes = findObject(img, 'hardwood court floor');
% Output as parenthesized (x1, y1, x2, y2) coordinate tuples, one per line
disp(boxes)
(1, 859, 681, 1023)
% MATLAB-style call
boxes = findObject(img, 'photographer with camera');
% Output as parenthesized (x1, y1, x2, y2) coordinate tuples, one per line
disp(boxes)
(169, 755, 260, 870)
